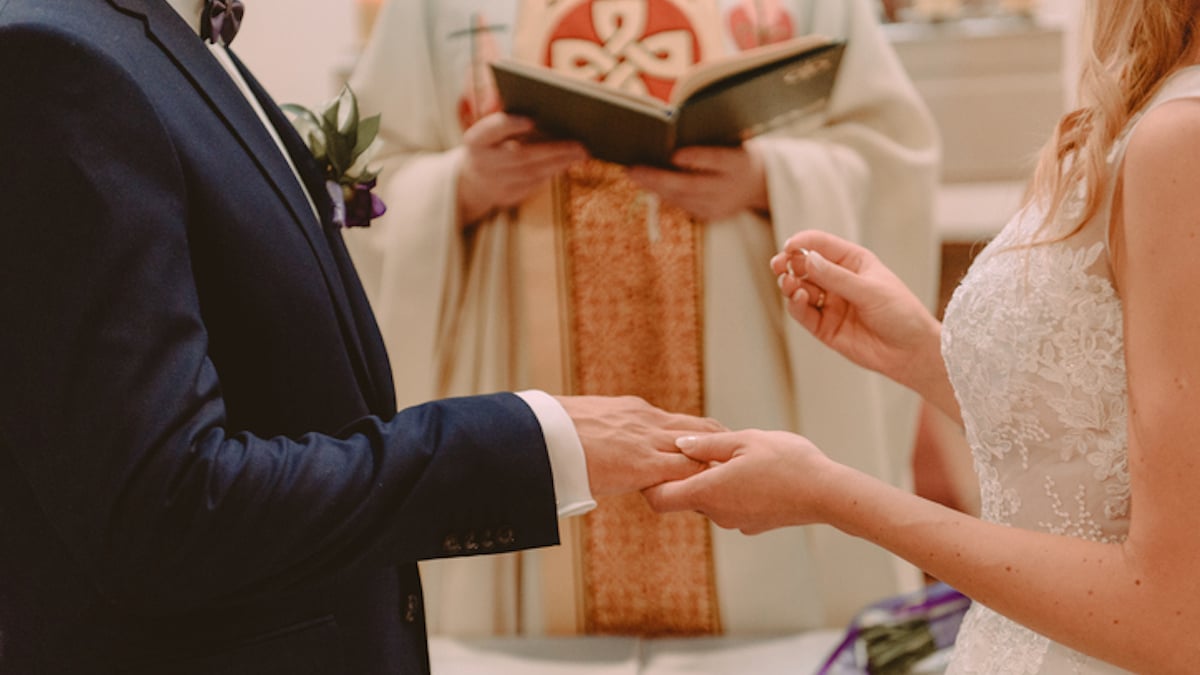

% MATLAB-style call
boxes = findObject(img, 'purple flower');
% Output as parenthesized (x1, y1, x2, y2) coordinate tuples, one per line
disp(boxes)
(344, 178, 387, 229)
(325, 179, 387, 229)
(285, 86, 385, 228)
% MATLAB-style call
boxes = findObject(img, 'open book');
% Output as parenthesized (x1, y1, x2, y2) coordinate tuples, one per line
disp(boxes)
(490, 35, 846, 167)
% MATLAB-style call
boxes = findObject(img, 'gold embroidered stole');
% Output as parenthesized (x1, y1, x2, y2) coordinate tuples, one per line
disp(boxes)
(514, 0, 724, 636)
(563, 162, 720, 635)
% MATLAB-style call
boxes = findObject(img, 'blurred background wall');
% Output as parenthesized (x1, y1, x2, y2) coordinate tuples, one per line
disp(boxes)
(231, 0, 362, 109)
(234, 0, 1082, 121)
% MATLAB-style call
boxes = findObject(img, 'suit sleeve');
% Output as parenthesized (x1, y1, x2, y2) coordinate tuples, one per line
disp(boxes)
(0, 23, 558, 615)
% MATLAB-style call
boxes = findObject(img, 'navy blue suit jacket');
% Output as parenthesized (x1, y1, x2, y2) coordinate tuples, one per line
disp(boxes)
(0, 1, 560, 672)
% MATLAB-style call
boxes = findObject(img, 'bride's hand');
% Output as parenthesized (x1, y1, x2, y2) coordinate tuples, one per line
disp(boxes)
(643, 429, 838, 534)
(770, 230, 943, 395)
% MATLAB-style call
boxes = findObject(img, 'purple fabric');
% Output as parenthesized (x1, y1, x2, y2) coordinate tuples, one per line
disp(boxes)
(816, 582, 971, 674)
(201, 0, 245, 45)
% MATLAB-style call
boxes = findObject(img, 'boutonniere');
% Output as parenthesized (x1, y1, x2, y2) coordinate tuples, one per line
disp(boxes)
(283, 86, 386, 228)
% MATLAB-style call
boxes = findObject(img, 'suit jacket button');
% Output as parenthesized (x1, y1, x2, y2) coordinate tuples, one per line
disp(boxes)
(442, 535, 462, 553)
(497, 528, 515, 545)
(465, 531, 480, 551)
(405, 593, 419, 623)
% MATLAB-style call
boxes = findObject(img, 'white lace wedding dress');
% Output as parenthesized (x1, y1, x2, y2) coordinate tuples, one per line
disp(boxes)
(938, 66, 1200, 674)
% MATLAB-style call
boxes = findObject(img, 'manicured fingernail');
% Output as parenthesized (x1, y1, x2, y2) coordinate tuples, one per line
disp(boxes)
(790, 287, 806, 304)
(806, 250, 824, 272)
(676, 436, 698, 449)
(777, 273, 787, 289)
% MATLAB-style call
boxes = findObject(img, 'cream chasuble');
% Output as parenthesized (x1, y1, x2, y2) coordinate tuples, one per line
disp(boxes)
(347, 0, 941, 637)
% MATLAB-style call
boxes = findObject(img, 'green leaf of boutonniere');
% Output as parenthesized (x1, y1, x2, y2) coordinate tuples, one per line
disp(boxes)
(352, 114, 381, 160)
(283, 85, 388, 228)
(284, 85, 381, 187)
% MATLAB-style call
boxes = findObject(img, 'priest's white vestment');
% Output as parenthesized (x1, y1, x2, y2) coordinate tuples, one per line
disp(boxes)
(346, 0, 940, 635)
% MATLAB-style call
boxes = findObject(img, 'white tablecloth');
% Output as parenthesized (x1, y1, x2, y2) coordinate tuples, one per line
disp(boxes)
(429, 631, 846, 675)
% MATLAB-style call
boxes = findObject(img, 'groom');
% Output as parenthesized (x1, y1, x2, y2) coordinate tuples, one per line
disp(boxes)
(0, 1, 719, 673)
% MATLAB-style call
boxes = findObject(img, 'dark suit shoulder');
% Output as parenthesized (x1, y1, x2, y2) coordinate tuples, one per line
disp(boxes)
(0, 13, 184, 226)
(0, 0, 127, 51)
(0, 4, 147, 96)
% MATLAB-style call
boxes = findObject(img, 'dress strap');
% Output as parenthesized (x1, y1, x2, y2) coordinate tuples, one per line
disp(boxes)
(1103, 65, 1200, 252)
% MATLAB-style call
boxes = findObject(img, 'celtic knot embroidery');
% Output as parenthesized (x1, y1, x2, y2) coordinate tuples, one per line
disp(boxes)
(548, 0, 699, 101)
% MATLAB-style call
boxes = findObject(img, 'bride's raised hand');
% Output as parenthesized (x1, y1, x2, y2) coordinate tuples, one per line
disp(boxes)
(770, 230, 943, 396)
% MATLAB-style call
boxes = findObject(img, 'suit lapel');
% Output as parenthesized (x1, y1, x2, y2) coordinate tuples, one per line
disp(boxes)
(108, 0, 319, 242)
(231, 54, 393, 414)
(106, 0, 389, 412)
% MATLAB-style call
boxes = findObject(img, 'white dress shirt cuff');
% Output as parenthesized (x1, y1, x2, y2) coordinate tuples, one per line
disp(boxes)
(515, 390, 597, 518)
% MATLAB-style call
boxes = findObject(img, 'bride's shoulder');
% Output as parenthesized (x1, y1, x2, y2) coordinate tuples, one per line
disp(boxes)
(1117, 96, 1200, 269)
(1122, 97, 1200, 189)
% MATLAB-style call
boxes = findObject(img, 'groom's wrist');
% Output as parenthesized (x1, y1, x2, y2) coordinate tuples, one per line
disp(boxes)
(515, 390, 597, 517)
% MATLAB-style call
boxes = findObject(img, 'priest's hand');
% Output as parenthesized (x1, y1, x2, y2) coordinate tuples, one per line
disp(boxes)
(555, 395, 722, 497)
(625, 144, 769, 221)
(457, 112, 588, 226)
(643, 429, 836, 535)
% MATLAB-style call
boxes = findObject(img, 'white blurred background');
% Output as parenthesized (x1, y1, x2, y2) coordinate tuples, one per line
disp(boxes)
(236, 0, 1082, 115)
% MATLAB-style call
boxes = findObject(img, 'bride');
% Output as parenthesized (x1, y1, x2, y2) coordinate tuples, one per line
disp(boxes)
(647, 1, 1200, 672)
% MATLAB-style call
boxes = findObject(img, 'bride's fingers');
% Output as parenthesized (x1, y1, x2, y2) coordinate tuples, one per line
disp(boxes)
(770, 252, 789, 277)
(778, 251, 831, 306)
(784, 287, 825, 333)
(784, 248, 880, 310)
(781, 230, 863, 267)
(779, 269, 822, 303)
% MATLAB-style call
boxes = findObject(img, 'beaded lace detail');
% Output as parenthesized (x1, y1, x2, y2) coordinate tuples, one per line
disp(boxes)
(940, 206, 1131, 674)
(936, 66, 1200, 675)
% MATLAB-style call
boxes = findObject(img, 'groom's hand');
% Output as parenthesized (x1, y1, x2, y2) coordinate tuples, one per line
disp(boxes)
(555, 395, 723, 498)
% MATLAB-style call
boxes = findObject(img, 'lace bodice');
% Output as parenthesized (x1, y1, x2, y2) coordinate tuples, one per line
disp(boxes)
(939, 66, 1200, 674)
(940, 205, 1132, 675)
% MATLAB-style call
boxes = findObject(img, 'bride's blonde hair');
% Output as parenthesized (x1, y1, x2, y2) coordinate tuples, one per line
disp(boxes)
(1030, 0, 1199, 236)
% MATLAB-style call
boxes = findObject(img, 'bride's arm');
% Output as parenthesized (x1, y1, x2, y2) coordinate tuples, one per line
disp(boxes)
(1098, 94, 1200, 670)
(649, 101, 1200, 673)
(715, 451, 1190, 673)
(649, 417, 1192, 673)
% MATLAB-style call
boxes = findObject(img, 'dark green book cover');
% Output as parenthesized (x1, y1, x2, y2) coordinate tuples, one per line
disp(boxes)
(491, 37, 846, 168)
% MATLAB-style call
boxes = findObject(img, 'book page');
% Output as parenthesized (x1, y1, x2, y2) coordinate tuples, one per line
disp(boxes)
(491, 59, 674, 119)
(491, 59, 680, 165)
(671, 40, 845, 151)
(669, 34, 833, 106)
